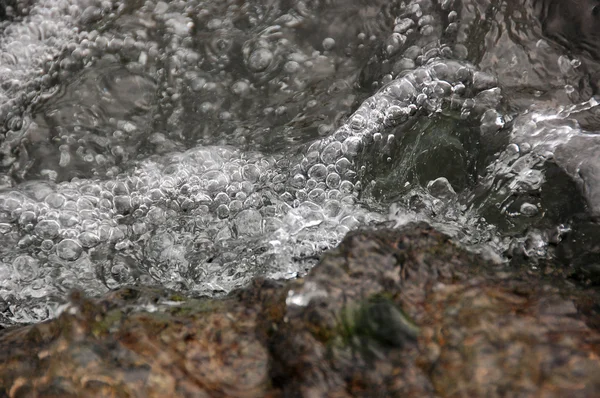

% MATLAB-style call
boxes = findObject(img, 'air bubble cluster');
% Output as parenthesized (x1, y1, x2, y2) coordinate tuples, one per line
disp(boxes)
(0, 0, 514, 325)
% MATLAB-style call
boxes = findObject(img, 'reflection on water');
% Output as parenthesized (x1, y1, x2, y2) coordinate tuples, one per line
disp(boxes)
(0, 0, 599, 325)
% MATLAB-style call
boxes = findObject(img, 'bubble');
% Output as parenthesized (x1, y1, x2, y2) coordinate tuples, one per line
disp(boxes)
(12, 255, 39, 282)
(207, 18, 223, 30)
(429, 81, 452, 97)
(18, 211, 36, 227)
(113, 195, 132, 214)
(77, 197, 94, 211)
(111, 181, 129, 195)
(80, 183, 102, 196)
(231, 80, 250, 96)
(349, 114, 366, 130)
(386, 33, 406, 56)
(340, 180, 354, 194)
(214, 192, 230, 205)
(235, 192, 247, 201)
(229, 200, 243, 213)
(34, 219, 60, 239)
(247, 48, 273, 72)
(394, 18, 414, 34)
(340, 215, 360, 229)
(296, 189, 308, 201)
(242, 164, 261, 183)
(110, 256, 132, 284)
(58, 146, 71, 167)
(56, 239, 83, 261)
(234, 209, 263, 237)
(453, 83, 466, 95)
(385, 106, 408, 124)
(520, 203, 538, 217)
(284, 60, 300, 73)
(322, 37, 335, 51)
(335, 157, 352, 173)
(109, 226, 126, 243)
(320, 141, 343, 164)
(427, 177, 457, 200)
(308, 188, 326, 203)
(132, 222, 147, 235)
(149, 188, 165, 201)
(203, 170, 229, 192)
(308, 164, 328, 182)
(243, 192, 263, 209)
(0, 223, 11, 234)
(108, 38, 123, 53)
(289, 173, 305, 189)
(217, 204, 230, 219)
(323, 200, 342, 217)
(284, 204, 324, 234)
(79, 231, 100, 248)
(388, 79, 417, 101)
(326, 172, 341, 189)
(95, 35, 108, 50)
(41, 192, 61, 208)
(41, 239, 54, 251)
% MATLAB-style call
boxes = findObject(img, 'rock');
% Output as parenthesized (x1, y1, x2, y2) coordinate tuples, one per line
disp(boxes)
(0, 223, 599, 396)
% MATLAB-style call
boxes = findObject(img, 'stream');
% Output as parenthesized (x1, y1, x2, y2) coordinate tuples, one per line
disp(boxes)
(0, 0, 599, 325)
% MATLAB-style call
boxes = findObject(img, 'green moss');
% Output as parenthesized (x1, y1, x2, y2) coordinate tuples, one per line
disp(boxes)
(92, 309, 124, 337)
(338, 295, 419, 348)
(168, 297, 229, 317)
(168, 294, 187, 302)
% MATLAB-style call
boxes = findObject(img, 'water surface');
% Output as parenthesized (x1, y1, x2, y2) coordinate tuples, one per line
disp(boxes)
(0, 0, 599, 325)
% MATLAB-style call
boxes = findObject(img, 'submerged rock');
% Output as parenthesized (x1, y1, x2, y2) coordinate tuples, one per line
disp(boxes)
(0, 223, 599, 397)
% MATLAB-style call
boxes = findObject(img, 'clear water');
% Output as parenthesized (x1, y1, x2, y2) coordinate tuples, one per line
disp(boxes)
(0, 0, 599, 325)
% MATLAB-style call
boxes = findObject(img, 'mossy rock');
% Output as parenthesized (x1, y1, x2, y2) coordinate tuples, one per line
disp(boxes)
(0, 223, 599, 397)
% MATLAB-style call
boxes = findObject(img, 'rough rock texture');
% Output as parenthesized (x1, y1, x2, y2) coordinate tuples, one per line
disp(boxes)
(0, 223, 599, 397)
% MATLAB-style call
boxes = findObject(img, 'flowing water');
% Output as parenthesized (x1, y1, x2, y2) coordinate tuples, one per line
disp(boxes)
(0, 0, 599, 325)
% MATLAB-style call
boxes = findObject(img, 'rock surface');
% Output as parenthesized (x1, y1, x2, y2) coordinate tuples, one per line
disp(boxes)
(0, 223, 599, 397)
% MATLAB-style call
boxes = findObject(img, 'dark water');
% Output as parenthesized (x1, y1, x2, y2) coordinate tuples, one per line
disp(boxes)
(0, 0, 599, 325)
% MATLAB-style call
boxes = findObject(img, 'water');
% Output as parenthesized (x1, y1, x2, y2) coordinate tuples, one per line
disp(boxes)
(0, 0, 599, 325)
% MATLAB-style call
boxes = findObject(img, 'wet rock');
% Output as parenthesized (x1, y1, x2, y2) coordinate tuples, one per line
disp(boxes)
(0, 223, 598, 397)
